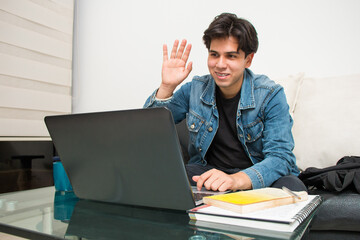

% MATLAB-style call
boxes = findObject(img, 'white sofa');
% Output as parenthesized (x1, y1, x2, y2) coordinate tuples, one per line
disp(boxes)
(276, 73, 360, 171)
(275, 73, 360, 237)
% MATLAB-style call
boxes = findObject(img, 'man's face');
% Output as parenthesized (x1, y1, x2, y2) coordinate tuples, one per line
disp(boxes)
(207, 36, 254, 98)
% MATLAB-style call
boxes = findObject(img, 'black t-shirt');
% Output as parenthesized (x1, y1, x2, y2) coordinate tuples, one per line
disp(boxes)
(205, 87, 253, 170)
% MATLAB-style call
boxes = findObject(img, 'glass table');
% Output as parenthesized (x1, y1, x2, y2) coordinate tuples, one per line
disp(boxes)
(0, 187, 313, 239)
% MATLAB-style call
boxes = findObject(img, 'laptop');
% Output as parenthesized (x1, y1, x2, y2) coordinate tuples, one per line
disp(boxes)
(45, 107, 225, 211)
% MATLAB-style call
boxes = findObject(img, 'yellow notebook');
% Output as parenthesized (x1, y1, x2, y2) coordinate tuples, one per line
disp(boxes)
(203, 187, 308, 214)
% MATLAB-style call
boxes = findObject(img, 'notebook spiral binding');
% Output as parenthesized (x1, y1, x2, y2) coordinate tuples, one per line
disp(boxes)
(293, 196, 323, 223)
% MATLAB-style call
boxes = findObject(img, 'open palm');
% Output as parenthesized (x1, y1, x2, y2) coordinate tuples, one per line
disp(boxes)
(160, 39, 193, 94)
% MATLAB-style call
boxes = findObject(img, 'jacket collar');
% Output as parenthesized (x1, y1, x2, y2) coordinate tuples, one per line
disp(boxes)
(201, 69, 256, 110)
(239, 69, 256, 110)
(200, 75, 216, 105)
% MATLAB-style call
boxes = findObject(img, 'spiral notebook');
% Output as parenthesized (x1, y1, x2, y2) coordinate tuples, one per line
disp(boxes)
(188, 194, 322, 233)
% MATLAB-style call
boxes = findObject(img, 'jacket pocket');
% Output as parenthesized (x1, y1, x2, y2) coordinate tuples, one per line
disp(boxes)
(243, 119, 264, 157)
(186, 111, 205, 143)
(243, 119, 264, 143)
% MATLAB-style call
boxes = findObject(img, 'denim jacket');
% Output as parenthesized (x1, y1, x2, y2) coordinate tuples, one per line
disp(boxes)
(144, 69, 300, 189)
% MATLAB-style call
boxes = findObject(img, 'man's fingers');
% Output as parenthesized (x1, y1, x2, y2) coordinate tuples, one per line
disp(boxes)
(168, 39, 191, 61)
(195, 169, 235, 191)
(181, 43, 192, 62)
(210, 178, 228, 191)
(176, 39, 187, 59)
(218, 182, 231, 192)
(184, 61, 193, 77)
(162, 44, 168, 61)
(195, 171, 209, 190)
(196, 169, 215, 190)
(170, 39, 179, 59)
(203, 173, 221, 190)
(192, 175, 200, 183)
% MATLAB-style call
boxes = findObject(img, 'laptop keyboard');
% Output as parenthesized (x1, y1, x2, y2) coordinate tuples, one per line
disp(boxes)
(193, 191, 217, 202)
(191, 186, 230, 203)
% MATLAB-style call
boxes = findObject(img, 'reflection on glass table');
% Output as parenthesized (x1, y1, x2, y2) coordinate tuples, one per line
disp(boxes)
(0, 187, 73, 239)
(0, 187, 312, 240)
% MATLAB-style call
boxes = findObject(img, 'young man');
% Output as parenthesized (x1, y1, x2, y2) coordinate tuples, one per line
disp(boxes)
(144, 13, 306, 192)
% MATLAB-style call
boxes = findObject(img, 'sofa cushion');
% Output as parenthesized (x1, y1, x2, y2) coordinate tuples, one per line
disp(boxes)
(307, 189, 360, 232)
(292, 74, 360, 170)
(274, 73, 304, 115)
(304, 231, 360, 240)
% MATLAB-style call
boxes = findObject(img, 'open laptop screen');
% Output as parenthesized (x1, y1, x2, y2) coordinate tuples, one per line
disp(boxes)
(45, 107, 196, 211)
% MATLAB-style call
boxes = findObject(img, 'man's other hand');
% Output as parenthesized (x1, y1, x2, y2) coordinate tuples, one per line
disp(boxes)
(192, 169, 252, 192)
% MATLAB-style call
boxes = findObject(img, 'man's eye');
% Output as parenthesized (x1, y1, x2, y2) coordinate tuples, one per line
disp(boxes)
(228, 55, 237, 59)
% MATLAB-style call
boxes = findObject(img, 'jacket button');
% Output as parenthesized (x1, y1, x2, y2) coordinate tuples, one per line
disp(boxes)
(190, 123, 195, 129)
(247, 134, 251, 141)
(208, 127, 213, 132)
(199, 148, 202, 152)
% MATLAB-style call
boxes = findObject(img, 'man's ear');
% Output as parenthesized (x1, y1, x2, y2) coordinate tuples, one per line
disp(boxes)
(245, 53, 255, 68)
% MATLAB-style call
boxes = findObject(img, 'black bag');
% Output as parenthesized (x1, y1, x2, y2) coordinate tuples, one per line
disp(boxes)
(298, 156, 360, 193)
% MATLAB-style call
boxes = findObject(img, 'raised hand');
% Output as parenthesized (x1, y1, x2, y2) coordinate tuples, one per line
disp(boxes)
(157, 39, 193, 99)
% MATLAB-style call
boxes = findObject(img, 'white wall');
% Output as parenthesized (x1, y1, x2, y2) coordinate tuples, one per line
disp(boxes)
(72, 0, 360, 113)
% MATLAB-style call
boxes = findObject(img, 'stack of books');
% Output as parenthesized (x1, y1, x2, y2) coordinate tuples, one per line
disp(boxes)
(187, 187, 322, 239)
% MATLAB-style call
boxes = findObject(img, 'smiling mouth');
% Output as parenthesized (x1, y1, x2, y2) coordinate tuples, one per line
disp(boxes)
(215, 72, 230, 79)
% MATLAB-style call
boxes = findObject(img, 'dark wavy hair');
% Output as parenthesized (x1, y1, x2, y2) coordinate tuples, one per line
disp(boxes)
(203, 13, 258, 57)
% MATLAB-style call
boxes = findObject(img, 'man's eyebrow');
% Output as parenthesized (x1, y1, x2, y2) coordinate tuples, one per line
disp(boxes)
(209, 50, 240, 55)
(226, 51, 240, 55)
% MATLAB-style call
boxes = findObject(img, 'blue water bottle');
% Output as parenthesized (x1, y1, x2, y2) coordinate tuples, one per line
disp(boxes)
(53, 156, 73, 192)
